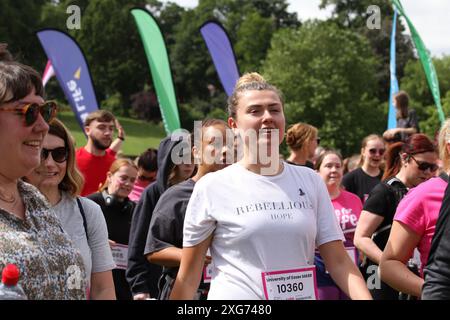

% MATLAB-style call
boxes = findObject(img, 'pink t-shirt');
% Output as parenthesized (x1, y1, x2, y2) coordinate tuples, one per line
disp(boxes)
(332, 190, 363, 245)
(394, 176, 447, 275)
(128, 179, 149, 202)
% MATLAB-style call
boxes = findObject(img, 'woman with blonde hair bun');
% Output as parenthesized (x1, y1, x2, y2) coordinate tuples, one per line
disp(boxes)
(170, 73, 371, 300)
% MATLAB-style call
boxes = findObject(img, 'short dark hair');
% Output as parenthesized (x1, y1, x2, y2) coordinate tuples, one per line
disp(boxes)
(84, 110, 116, 127)
(137, 148, 158, 172)
(0, 62, 44, 105)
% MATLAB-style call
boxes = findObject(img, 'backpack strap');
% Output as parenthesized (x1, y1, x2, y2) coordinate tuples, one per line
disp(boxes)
(385, 176, 401, 186)
(76, 197, 89, 241)
(384, 177, 408, 206)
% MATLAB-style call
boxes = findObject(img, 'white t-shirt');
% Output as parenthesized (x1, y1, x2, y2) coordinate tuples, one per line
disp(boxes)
(183, 163, 345, 300)
(53, 193, 116, 287)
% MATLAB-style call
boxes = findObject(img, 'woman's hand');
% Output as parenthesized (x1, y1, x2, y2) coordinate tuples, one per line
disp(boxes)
(383, 128, 399, 140)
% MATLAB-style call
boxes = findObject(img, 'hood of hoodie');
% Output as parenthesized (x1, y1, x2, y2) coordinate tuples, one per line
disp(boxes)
(154, 134, 190, 192)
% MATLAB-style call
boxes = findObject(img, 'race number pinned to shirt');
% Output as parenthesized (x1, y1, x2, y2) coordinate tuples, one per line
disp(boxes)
(111, 243, 128, 270)
(261, 267, 318, 300)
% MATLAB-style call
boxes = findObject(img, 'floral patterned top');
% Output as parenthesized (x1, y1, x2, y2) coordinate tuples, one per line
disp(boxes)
(0, 180, 87, 300)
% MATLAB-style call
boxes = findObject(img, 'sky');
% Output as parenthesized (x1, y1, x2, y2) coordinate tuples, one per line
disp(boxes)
(161, 0, 450, 57)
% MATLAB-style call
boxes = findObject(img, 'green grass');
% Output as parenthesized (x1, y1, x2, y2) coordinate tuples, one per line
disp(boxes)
(57, 111, 166, 157)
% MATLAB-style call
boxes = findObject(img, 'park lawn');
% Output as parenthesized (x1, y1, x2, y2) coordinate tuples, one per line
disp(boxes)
(57, 111, 166, 157)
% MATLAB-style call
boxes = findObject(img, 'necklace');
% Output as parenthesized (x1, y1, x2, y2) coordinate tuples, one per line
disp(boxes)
(0, 172, 18, 204)
(0, 188, 17, 204)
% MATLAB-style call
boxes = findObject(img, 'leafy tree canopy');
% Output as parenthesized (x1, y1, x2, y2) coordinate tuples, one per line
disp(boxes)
(263, 21, 383, 156)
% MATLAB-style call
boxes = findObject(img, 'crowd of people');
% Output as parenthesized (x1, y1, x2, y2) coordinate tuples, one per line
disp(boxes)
(2, 42, 450, 300)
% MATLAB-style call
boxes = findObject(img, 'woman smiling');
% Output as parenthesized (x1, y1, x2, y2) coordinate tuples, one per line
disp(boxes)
(0, 44, 87, 299)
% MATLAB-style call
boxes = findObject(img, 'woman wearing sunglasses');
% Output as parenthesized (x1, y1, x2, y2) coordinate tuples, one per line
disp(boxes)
(354, 133, 437, 299)
(342, 134, 385, 203)
(379, 124, 450, 298)
(128, 148, 158, 202)
(24, 119, 116, 299)
(0, 48, 87, 299)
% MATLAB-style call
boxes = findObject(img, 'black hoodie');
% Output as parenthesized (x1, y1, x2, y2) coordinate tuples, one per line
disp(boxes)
(126, 135, 186, 297)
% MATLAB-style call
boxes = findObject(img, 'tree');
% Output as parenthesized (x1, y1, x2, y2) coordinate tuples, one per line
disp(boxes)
(263, 21, 383, 156)
(169, 0, 300, 105)
(234, 11, 274, 73)
(319, 0, 415, 102)
(400, 55, 450, 137)
(0, 0, 49, 69)
(70, 0, 149, 115)
(43, 0, 183, 117)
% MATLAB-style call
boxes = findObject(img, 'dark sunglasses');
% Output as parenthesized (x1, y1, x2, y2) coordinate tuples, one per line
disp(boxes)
(316, 137, 321, 145)
(410, 156, 439, 172)
(41, 147, 68, 163)
(0, 101, 57, 126)
(369, 148, 385, 156)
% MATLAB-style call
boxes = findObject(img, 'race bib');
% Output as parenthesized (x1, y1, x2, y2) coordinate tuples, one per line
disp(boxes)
(262, 267, 318, 300)
(111, 243, 128, 270)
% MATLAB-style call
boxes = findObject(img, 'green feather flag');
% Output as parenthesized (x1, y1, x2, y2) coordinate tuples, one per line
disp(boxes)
(391, 0, 445, 123)
(131, 8, 181, 134)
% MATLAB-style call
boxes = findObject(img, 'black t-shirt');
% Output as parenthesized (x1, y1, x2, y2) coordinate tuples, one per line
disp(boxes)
(87, 192, 135, 245)
(422, 177, 450, 299)
(144, 179, 209, 299)
(87, 192, 136, 300)
(395, 108, 420, 142)
(361, 178, 408, 300)
(363, 178, 408, 251)
(144, 179, 196, 267)
(342, 167, 383, 203)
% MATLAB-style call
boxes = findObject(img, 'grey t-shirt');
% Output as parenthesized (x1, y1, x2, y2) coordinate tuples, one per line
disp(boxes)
(53, 192, 116, 286)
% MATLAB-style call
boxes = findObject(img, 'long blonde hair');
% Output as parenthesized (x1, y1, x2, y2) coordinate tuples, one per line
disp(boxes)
(358, 134, 383, 167)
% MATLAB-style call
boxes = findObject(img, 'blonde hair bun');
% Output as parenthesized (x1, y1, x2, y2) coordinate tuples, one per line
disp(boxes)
(235, 72, 267, 89)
